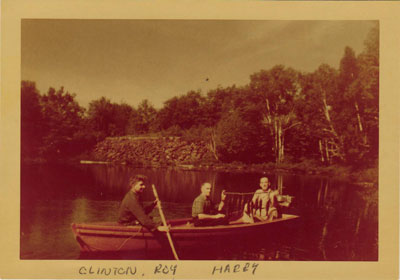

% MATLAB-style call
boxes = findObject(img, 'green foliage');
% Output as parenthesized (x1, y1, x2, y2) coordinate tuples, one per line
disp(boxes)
(204, 86, 237, 126)
(297, 64, 340, 141)
(113, 103, 134, 135)
(249, 65, 299, 115)
(21, 81, 44, 159)
(285, 125, 320, 162)
(40, 86, 85, 160)
(127, 99, 157, 134)
(215, 108, 269, 163)
(161, 125, 183, 137)
(339, 47, 359, 94)
(180, 125, 212, 143)
(336, 26, 379, 167)
(87, 97, 114, 137)
(157, 90, 209, 130)
(292, 31, 379, 168)
(87, 97, 134, 137)
(354, 24, 379, 164)
(248, 65, 301, 163)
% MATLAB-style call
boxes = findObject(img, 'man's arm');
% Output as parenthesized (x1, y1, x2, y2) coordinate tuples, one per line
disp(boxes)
(128, 196, 158, 231)
(198, 213, 225, 219)
(144, 200, 157, 214)
(216, 190, 226, 212)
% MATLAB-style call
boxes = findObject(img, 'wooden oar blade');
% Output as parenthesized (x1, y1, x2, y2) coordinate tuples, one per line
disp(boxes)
(151, 184, 179, 260)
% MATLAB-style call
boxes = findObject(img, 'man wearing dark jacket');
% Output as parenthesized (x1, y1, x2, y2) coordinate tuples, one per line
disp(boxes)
(118, 174, 166, 233)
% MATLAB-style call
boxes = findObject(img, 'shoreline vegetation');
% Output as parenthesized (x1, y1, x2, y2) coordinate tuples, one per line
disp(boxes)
(24, 135, 378, 186)
(21, 25, 378, 187)
(89, 136, 378, 185)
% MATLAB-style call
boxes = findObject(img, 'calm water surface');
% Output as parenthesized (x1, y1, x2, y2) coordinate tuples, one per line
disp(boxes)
(20, 163, 378, 260)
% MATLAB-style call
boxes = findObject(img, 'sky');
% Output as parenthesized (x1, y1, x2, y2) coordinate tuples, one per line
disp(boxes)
(21, 20, 376, 109)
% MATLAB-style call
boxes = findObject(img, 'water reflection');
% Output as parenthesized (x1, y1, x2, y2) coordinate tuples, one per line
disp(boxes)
(20, 163, 378, 260)
(290, 177, 378, 261)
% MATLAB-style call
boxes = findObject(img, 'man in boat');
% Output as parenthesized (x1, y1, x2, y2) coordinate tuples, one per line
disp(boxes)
(118, 174, 167, 233)
(192, 182, 229, 226)
(250, 176, 279, 221)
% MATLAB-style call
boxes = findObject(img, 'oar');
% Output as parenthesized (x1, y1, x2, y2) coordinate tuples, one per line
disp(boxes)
(151, 184, 179, 260)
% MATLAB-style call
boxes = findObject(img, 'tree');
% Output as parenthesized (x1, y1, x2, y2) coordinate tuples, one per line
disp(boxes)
(339, 47, 360, 93)
(127, 99, 157, 134)
(359, 24, 379, 162)
(21, 81, 44, 159)
(297, 26, 379, 167)
(346, 25, 379, 165)
(204, 86, 237, 126)
(157, 90, 207, 130)
(112, 102, 134, 135)
(332, 26, 379, 166)
(87, 97, 115, 138)
(339, 47, 364, 135)
(40, 86, 85, 159)
(87, 97, 133, 137)
(338, 47, 369, 152)
(298, 64, 346, 164)
(215, 108, 268, 163)
(249, 65, 301, 164)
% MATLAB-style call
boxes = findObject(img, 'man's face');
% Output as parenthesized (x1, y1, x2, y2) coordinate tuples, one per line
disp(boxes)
(260, 177, 269, 191)
(132, 180, 146, 194)
(201, 183, 212, 197)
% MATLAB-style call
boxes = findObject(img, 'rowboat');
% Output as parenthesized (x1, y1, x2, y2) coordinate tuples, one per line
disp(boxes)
(71, 214, 299, 255)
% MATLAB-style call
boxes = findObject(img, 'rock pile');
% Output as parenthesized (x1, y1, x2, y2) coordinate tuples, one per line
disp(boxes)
(91, 136, 215, 166)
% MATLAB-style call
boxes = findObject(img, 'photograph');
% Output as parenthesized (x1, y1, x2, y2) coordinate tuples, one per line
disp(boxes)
(1, 1, 399, 279)
(21, 19, 379, 261)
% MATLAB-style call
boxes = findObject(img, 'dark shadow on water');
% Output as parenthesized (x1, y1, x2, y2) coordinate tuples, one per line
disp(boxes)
(78, 241, 297, 261)
(79, 251, 175, 260)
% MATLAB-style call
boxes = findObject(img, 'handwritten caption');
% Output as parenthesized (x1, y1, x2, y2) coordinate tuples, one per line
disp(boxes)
(212, 263, 259, 275)
(78, 264, 177, 277)
(78, 262, 259, 277)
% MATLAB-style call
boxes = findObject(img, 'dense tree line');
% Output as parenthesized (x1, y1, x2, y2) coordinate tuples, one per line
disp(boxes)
(21, 26, 378, 169)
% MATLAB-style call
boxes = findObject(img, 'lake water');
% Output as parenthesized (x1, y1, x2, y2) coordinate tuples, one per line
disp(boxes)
(20, 163, 378, 261)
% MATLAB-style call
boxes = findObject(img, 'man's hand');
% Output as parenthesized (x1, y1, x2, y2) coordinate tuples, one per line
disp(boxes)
(157, 225, 170, 232)
(153, 199, 159, 208)
(221, 190, 226, 202)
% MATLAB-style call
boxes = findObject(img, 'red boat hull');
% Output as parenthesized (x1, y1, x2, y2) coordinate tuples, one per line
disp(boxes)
(71, 214, 299, 254)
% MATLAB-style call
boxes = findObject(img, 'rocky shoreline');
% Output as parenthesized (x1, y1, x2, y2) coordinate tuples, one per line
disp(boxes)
(86, 136, 377, 185)
(91, 136, 215, 166)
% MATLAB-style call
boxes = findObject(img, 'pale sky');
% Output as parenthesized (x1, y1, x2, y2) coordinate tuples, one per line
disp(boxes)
(21, 20, 376, 109)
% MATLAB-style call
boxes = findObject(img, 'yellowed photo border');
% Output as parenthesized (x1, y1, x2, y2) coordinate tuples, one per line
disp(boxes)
(1, 0, 399, 279)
